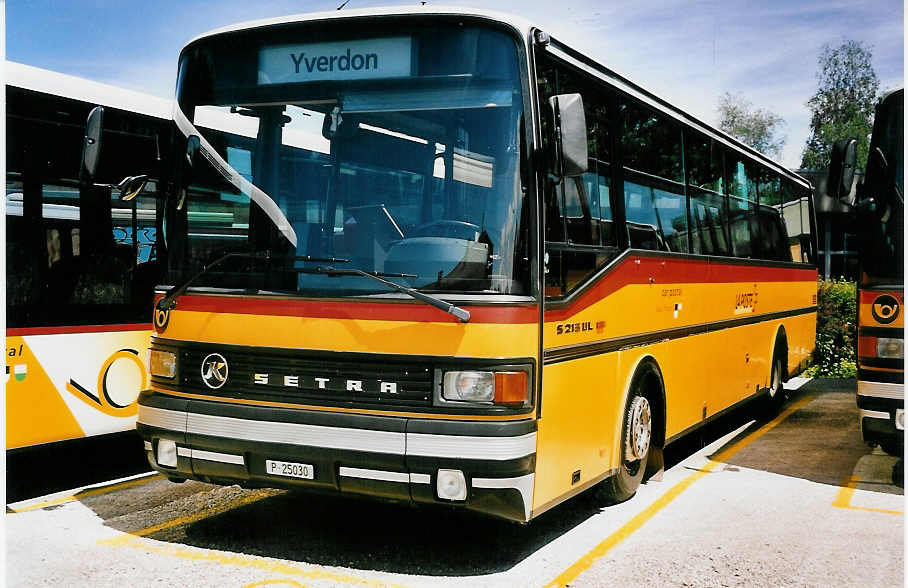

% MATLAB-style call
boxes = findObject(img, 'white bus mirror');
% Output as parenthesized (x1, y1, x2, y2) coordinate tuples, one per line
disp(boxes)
(548, 93, 588, 178)
(80, 106, 104, 184)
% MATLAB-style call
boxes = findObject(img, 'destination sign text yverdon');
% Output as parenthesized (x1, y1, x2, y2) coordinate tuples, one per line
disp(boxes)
(258, 37, 412, 85)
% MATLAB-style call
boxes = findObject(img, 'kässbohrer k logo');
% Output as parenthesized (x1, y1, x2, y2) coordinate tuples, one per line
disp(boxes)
(201, 353, 229, 389)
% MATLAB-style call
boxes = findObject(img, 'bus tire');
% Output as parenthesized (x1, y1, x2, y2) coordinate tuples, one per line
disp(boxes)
(600, 378, 652, 504)
(880, 441, 903, 457)
(764, 346, 786, 415)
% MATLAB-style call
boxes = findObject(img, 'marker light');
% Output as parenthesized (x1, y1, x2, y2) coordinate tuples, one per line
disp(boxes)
(156, 439, 178, 468)
(443, 371, 494, 402)
(436, 469, 467, 501)
(149, 350, 176, 378)
(494, 371, 529, 405)
(877, 338, 904, 359)
(858, 336, 878, 359)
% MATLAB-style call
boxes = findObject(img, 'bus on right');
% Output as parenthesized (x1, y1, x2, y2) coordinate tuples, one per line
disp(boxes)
(833, 88, 904, 455)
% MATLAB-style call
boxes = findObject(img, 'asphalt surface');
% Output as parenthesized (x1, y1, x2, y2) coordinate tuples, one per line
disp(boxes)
(7, 378, 904, 587)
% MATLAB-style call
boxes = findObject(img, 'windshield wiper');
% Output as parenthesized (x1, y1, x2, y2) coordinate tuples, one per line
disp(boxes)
(156, 252, 349, 311)
(299, 265, 471, 323)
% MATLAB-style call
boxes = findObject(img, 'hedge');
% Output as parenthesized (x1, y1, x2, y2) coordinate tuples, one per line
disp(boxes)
(806, 279, 857, 378)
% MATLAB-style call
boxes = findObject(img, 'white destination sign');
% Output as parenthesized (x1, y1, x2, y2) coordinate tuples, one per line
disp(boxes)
(258, 37, 412, 85)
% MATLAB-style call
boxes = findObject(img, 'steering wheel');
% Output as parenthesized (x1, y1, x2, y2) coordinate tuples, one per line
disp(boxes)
(412, 220, 480, 240)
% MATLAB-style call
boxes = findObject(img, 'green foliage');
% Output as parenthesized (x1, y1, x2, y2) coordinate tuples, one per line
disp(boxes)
(806, 278, 857, 378)
(801, 40, 879, 170)
(717, 92, 786, 160)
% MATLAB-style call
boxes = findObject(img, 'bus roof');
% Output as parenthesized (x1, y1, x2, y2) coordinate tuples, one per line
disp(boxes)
(5, 61, 173, 120)
(184, 6, 809, 190)
(186, 5, 537, 47)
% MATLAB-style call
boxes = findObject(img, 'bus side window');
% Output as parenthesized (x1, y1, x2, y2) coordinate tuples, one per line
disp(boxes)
(536, 51, 620, 298)
(758, 207, 791, 262)
(685, 131, 729, 256)
(620, 100, 688, 252)
(725, 155, 760, 259)
(727, 196, 754, 258)
(781, 179, 813, 263)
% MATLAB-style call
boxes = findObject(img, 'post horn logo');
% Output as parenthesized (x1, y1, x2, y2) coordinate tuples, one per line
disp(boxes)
(871, 294, 900, 325)
(154, 307, 170, 332)
(201, 353, 229, 389)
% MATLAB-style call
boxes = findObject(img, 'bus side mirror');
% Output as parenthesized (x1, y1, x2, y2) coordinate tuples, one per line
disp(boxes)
(184, 135, 201, 175)
(80, 106, 104, 184)
(548, 93, 588, 177)
(174, 134, 201, 209)
(827, 138, 857, 205)
(118, 175, 149, 201)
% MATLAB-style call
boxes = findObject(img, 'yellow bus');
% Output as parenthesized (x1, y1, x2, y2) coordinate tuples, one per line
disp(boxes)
(135, 7, 817, 522)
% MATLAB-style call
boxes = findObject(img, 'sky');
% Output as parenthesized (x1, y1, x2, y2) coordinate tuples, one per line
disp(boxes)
(6, 0, 904, 169)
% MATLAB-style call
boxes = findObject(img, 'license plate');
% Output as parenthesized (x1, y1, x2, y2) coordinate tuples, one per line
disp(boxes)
(896, 409, 904, 431)
(266, 459, 314, 479)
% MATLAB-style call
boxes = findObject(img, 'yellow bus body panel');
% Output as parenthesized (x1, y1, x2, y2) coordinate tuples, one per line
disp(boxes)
(532, 261, 816, 512)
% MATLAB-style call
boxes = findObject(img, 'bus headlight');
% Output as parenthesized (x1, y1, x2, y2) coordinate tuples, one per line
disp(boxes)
(149, 350, 176, 378)
(441, 370, 530, 406)
(443, 371, 494, 402)
(877, 338, 904, 359)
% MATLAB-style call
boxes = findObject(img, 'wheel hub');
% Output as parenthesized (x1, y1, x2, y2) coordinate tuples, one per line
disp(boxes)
(625, 396, 652, 461)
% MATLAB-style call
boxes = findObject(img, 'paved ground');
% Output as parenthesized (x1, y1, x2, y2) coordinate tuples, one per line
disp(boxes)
(6, 378, 904, 587)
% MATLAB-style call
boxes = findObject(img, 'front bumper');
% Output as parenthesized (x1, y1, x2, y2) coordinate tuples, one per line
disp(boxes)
(137, 391, 536, 522)
(857, 380, 904, 447)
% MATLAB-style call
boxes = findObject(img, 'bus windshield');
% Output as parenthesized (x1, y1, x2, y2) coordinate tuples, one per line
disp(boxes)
(861, 89, 903, 281)
(172, 22, 529, 297)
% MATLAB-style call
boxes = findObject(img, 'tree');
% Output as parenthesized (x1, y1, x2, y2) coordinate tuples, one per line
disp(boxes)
(717, 92, 786, 160)
(801, 40, 879, 170)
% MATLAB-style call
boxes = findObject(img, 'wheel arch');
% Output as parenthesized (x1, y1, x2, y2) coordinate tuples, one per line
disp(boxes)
(621, 354, 667, 452)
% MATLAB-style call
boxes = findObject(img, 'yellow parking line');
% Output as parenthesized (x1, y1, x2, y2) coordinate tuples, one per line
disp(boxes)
(242, 580, 308, 588)
(545, 393, 816, 588)
(9, 473, 164, 513)
(833, 477, 903, 515)
(100, 488, 410, 586)
(102, 488, 280, 543)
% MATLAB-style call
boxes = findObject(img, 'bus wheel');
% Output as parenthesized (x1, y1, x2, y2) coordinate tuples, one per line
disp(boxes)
(601, 384, 651, 504)
(880, 441, 903, 457)
(764, 351, 786, 414)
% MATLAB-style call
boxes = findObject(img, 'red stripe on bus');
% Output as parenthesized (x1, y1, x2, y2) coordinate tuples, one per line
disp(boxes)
(544, 256, 816, 321)
(160, 294, 539, 324)
(6, 323, 152, 336)
(157, 256, 814, 324)
(860, 290, 904, 304)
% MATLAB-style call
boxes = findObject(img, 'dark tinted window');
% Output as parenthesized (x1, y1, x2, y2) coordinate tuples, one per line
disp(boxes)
(689, 190, 729, 255)
(757, 205, 791, 261)
(537, 52, 620, 298)
(727, 196, 755, 258)
(622, 101, 688, 252)
(726, 155, 759, 202)
(781, 179, 813, 263)
(685, 132, 728, 255)
(686, 131, 725, 194)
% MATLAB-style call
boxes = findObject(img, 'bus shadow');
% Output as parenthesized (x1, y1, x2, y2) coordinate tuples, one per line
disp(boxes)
(132, 486, 610, 576)
(117, 389, 828, 576)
